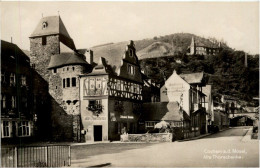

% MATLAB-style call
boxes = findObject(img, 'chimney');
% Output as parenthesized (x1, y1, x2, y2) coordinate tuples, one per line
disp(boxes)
(245, 53, 248, 67)
(86, 49, 93, 64)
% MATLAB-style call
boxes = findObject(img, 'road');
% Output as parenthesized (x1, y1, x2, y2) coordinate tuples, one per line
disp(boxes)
(71, 126, 259, 167)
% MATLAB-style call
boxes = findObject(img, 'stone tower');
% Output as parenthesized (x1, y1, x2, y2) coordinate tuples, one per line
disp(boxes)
(30, 16, 92, 141)
(29, 16, 76, 82)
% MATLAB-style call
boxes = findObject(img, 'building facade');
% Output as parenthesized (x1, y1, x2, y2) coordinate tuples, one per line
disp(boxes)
(187, 37, 221, 56)
(79, 41, 144, 142)
(160, 71, 207, 137)
(29, 16, 92, 141)
(1, 40, 50, 143)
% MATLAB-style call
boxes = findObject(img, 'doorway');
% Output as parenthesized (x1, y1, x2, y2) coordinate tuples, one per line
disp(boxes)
(94, 125, 102, 141)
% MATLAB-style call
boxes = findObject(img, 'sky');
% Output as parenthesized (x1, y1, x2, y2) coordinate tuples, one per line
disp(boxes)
(1, 1, 259, 54)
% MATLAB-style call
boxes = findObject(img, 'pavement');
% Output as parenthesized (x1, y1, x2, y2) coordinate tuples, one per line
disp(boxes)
(241, 127, 254, 142)
(71, 126, 259, 167)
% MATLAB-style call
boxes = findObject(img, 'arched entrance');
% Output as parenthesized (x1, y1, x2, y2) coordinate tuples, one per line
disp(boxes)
(230, 115, 255, 126)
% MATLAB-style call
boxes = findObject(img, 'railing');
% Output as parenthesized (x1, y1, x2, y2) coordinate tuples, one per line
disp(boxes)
(1, 145, 71, 167)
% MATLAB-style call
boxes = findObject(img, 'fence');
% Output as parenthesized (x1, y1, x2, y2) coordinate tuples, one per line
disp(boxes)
(1, 145, 71, 167)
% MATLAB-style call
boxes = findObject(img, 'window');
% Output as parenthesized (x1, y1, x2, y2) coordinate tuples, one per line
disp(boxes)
(11, 96, 16, 108)
(2, 95, 6, 109)
(66, 78, 70, 87)
(42, 36, 46, 45)
(96, 78, 101, 89)
(18, 121, 30, 137)
(10, 73, 15, 86)
(22, 97, 27, 109)
(133, 84, 137, 94)
(2, 121, 10, 137)
(1, 72, 6, 83)
(127, 64, 135, 75)
(90, 79, 95, 89)
(121, 83, 124, 91)
(72, 77, 76, 87)
(72, 67, 75, 71)
(21, 75, 26, 86)
(63, 79, 66, 88)
(67, 67, 69, 71)
(116, 80, 121, 90)
(88, 100, 102, 111)
(53, 68, 57, 74)
(137, 85, 140, 94)
(129, 49, 134, 57)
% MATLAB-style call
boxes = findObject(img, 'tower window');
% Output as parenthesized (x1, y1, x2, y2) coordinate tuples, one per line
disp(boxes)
(63, 79, 65, 88)
(66, 78, 70, 87)
(53, 68, 57, 74)
(72, 67, 75, 71)
(42, 36, 47, 45)
(72, 77, 76, 87)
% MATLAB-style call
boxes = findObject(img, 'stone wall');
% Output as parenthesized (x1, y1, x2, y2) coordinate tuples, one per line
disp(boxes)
(49, 65, 84, 141)
(121, 133, 172, 142)
(30, 35, 60, 82)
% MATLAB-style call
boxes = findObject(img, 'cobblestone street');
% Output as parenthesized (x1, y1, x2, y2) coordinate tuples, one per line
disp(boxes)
(71, 126, 259, 167)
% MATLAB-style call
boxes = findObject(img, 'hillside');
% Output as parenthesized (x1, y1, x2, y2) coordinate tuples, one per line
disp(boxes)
(139, 49, 259, 104)
(23, 32, 258, 104)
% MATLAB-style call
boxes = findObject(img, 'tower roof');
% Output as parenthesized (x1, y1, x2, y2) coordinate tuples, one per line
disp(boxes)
(48, 52, 88, 69)
(30, 15, 76, 50)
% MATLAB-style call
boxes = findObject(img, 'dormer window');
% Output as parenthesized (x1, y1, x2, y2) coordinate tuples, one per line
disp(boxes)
(42, 22, 48, 29)
(10, 73, 15, 86)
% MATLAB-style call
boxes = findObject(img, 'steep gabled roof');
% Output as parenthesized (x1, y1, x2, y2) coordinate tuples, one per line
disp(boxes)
(30, 16, 76, 50)
(1, 40, 30, 65)
(90, 41, 128, 72)
(179, 72, 204, 84)
(30, 16, 70, 38)
(48, 52, 88, 69)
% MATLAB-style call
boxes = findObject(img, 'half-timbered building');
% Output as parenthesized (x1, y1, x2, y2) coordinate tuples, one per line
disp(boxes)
(80, 41, 143, 142)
